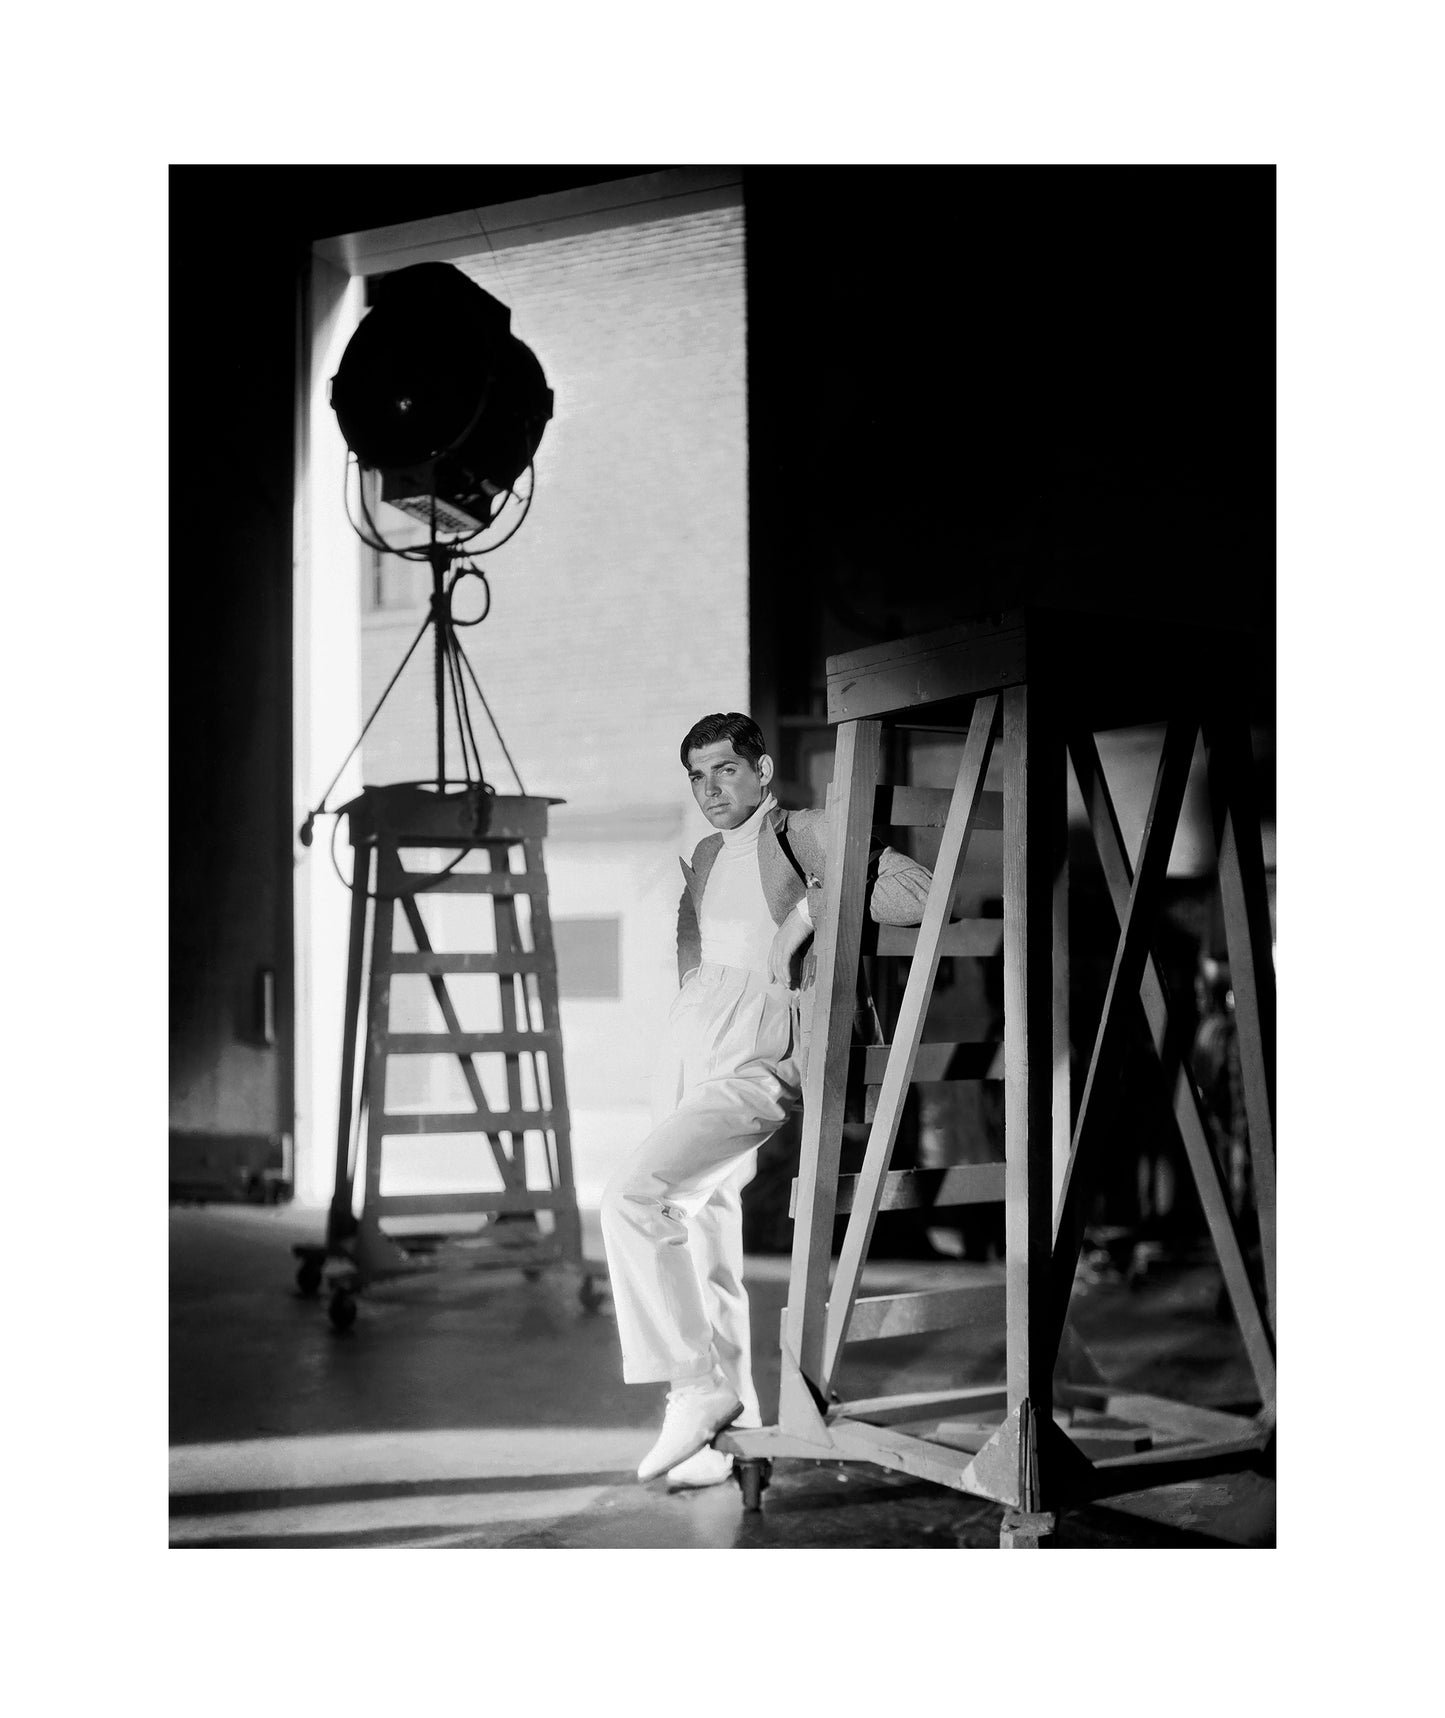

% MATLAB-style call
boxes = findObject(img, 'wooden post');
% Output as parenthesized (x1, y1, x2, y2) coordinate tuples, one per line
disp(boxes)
(329, 839, 373, 1238)
(360, 845, 397, 1235)
(1001, 686, 1062, 1441)
(525, 834, 582, 1269)
(781, 718, 882, 1420)
(1052, 790, 1071, 1218)
(494, 889, 531, 1192)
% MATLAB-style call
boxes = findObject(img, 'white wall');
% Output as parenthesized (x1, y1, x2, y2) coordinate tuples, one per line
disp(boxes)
(292, 264, 365, 1206)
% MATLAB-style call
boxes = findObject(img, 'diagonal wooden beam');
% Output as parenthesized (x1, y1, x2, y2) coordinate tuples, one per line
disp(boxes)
(1002, 686, 1067, 1425)
(784, 719, 883, 1407)
(397, 887, 521, 1191)
(1046, 722, 1196, 1354)
(330, 839, 374, 1234)
(1069, 733, 1276, 1408)
(524, 836, 578, 1207)
(493, 892, 535, 1187)
(361, 879, 398, 1220)
(1205, 715, 1278, 1327)
(818, 696, 1001, 1392)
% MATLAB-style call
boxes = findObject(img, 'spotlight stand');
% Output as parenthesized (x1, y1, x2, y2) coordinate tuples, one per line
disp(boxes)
(294, 494, 602, 1330)
(427, 535, 460, 792)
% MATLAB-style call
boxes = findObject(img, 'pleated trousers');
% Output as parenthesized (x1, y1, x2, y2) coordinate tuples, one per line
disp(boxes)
(600, 962, 803, 1422)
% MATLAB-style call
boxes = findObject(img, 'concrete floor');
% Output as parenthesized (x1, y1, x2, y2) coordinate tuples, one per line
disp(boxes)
(169, 1202, 1274, 1549)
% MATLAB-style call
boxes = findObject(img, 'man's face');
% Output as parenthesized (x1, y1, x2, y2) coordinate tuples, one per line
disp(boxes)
(686, 740, 773, 830)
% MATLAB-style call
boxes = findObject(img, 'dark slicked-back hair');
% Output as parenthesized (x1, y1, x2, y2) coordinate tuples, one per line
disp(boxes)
(679, 712, 768, 770)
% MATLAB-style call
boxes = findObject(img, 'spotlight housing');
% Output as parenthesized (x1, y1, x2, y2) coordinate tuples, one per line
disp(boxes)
(331, 261, 553, 536)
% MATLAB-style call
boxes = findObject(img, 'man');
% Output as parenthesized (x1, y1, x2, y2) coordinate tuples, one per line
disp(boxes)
(600, 712, 932, 1489)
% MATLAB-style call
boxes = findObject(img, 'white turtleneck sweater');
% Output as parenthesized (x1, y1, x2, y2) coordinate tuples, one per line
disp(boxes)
(698, 792, 783, 974)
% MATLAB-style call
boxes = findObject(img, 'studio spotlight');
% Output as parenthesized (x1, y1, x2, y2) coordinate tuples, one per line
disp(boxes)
(331, 261, 553, 539)
(307, 261, 554, 807)
(296, 263, 591, 1325)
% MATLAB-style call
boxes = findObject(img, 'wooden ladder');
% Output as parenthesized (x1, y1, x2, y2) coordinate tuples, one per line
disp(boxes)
(721, 609, 1276, 1542)
(295, 784, 602, 1326)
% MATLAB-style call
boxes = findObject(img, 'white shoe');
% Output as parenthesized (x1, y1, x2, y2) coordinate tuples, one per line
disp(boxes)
(666, 1445, 736, 1490)
(636, 1379, 743, 1483)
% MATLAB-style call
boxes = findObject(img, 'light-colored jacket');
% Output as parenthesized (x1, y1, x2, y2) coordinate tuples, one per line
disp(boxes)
(676, 805, 932, 987)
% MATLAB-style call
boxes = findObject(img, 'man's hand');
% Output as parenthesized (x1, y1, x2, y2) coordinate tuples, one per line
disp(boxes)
(768, 904, 814, 989)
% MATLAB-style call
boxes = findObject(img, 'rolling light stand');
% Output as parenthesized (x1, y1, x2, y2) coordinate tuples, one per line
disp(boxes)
(295, 515, 601, 1330)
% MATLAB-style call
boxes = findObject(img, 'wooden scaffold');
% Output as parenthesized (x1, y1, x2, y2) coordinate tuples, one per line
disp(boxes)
(719, 608, 1275, 1545)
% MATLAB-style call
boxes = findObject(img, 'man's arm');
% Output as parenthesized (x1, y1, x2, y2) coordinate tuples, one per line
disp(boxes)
(787, 810, 933, 928)
(766, 842, 931, 986)
(867, 842, 933, 926)
(767, 902, 813, 987)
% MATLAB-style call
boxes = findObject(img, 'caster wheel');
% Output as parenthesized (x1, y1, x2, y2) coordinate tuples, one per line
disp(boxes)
(735, 1458, 772, 1512)
(328, 1290, 358, 1331)
(578, 1276, 605, 1313)
(295, 1260, 323, 1298)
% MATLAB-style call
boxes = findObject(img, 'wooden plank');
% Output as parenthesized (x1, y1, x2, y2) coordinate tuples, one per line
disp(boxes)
(378, 1110, 553, 1135)
(1002, 685, 1066, 1420)
(383, 1030, 559, 1055)
(389, 871, 548, 896)
(874, 920, 1005, 958)
(844, 1282, 1006, 1341)
(820, 695, 1001, 1389)
(824, 1418, 980, 1489)
(361, 879, 398, 1215)
(1206, 716, 1278, 1326)
(1105, 1393, 1259, 1444)
(1070, 735, 1276, 1408)
(330, 841, 373, 1229)
(827, 614, 1028, 722)
(1089, 1430, 1265, 1471)
(371, 1189, 563, 1216)
(865, 1076, 1003, 1123)
(829, 1385, 1010, 1425)
(875, 786, 1003, 830)
(715, 1426, 838, 1461)
(343, 785, 552, 843)
(1053, 801, 1071, 1214)
(784, 720, 883, 1410)
(1046, 721, 1196, 1359)
(1082, 1433, 1269, 1499)
(385, 951, 550, 974)
(523, 838, 581, 1223)
(493, 892, 532, 1188)
(791, 1163, 1006, 1217)
(930, 1408, 1154, 1458)
(859, 1040, 1003, 1083)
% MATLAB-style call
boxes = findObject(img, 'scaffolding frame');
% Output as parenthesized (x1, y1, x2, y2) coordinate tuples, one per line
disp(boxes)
(721, 609, 1276, 1542)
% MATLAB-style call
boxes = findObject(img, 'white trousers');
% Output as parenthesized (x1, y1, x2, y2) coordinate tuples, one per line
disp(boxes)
(600, 963, 802, 1422)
